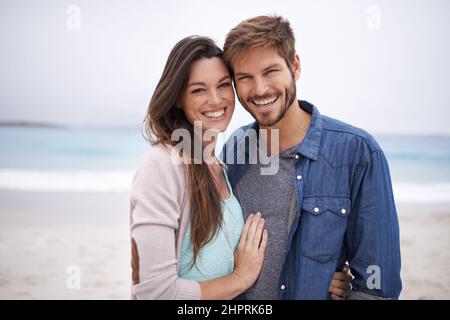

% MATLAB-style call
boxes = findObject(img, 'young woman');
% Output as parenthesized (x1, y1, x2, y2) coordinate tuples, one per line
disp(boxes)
(130, 36, 351, 299)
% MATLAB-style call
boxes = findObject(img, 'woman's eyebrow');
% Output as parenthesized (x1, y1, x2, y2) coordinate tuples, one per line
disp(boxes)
(187, 81, 206, 88)
(187, 75, 231, 88)
(218, 75, 231, 83)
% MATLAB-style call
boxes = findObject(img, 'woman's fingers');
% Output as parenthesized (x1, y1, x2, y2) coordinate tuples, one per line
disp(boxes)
(245, 212, 261, 247)
(259, 229, 268, 254)
(329, 273, 351, 298)
(328, 285, 346, 298)
(341, 264, 355, 280)
(332, 271, 352, 284)
(239, 212, 266, 251)
(331, 293, 344, 300)
(239, 213, 253, 247)
(252, 217, 265, 247)
(329, 279, 346, 289)
(332, 271, 349, 281)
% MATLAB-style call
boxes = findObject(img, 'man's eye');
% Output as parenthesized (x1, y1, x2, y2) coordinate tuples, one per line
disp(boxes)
(266, 69, 278, 74)
(237, 76, 249, 81)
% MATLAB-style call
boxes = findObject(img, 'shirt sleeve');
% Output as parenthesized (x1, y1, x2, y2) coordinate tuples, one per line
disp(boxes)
(130, 147, 201, 300)
(345, 149, 402, 299)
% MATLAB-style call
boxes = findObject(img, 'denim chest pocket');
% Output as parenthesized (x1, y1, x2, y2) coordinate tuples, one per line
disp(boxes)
(299, 196, 350, 263)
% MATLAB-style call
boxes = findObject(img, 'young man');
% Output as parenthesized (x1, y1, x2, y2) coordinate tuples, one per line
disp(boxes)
(221, 15, 402, 299)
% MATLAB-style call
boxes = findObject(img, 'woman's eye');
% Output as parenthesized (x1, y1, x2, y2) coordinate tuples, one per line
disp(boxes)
(219, 82, 231, 88)
(191, 88, 205, 94)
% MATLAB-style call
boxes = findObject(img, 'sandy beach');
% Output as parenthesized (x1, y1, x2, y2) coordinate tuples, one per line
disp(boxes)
(0, 191, 131, 299)
(0, 190, 449, 299)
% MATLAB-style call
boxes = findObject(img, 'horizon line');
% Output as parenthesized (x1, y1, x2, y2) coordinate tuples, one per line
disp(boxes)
(1, 120, 450, 137)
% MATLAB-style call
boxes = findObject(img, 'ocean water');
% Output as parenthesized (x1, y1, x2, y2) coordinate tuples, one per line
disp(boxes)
(0, 127, 449, 203)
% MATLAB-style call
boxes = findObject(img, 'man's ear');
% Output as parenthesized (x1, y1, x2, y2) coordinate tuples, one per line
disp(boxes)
(292, 53, 301, 81)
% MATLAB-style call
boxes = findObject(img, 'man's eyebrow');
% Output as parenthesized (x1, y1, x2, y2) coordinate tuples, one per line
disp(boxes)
(234, 71, 251, 78)
(263, 63, 283, 72)
(234, 63, 283, 78)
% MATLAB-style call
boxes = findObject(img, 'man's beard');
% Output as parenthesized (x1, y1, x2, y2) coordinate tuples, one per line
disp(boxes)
(238, 76, 297, 127)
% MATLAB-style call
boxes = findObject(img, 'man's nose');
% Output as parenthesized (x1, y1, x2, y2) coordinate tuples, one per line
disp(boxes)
(253, 77, 269, 97)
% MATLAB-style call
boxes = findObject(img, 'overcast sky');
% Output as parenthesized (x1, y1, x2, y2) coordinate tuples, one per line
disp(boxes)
(1, 0, 449, 135)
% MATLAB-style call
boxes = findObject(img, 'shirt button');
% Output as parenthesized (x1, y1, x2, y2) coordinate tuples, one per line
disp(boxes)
(341, 208, 347, 215)
(294, 154, 300, 159)
(314, 207, 320, 213)
(296, 175, 302, 180)
(280, 284, 286, 290)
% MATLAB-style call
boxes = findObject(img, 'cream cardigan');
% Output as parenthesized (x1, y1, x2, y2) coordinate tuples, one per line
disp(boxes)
(130, 143, 201, 299)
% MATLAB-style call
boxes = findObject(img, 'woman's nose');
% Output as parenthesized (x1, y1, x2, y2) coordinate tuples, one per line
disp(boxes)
(208, 90, 222, 106)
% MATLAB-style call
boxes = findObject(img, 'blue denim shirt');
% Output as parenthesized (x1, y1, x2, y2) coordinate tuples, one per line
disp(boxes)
(221, 100, 402, 299)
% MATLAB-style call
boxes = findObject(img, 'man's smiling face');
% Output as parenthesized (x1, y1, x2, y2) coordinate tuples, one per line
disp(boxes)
(232, 46, 300, 128)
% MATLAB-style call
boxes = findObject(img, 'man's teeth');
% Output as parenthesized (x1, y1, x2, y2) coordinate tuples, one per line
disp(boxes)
(252, 95, 278, 106)
(204, 109, 225, 118)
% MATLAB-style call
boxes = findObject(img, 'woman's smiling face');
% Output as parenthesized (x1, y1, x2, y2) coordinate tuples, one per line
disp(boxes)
(179, 57, 235, 133)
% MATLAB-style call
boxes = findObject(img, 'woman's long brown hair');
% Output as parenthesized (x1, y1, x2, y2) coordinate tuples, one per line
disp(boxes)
(144, 36, 230, 266)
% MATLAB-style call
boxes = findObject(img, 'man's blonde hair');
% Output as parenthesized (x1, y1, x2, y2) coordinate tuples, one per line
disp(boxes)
(223, 15, 296, 73)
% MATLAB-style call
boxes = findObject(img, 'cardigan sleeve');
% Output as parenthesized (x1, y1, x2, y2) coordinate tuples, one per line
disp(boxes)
(130, 145, 201, 300)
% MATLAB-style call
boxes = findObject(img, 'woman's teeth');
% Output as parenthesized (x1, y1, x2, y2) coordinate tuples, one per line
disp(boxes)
(252, 95, 278, 107)
(203, 108, 225, 118)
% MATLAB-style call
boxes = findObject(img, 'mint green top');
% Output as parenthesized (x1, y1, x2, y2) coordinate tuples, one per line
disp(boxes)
(178, 168, 244, 281)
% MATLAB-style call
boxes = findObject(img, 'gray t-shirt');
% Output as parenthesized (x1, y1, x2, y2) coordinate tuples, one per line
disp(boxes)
(234, 144, 300, 300)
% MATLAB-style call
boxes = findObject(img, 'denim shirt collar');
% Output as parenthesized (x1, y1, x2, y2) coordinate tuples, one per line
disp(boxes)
(296, 100, 323, 161)
(245, 100, 323, 161)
